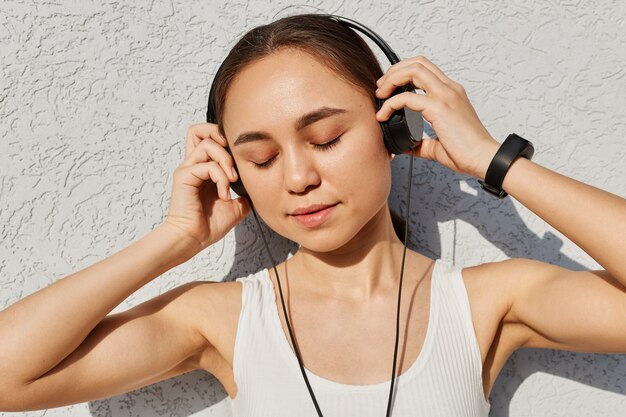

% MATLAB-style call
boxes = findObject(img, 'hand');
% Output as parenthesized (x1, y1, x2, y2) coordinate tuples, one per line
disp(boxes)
(375, 55, 501, 180)
(163, 123, 251, 252)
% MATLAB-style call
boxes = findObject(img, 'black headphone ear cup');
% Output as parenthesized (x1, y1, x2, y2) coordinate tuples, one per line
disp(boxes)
(377, 87, 423, 155)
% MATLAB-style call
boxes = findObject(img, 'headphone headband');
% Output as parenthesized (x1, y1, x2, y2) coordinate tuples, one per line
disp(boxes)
(206, 14, 423, 196)
(325, 15, 400, 64)
(207, 14, 404, 124)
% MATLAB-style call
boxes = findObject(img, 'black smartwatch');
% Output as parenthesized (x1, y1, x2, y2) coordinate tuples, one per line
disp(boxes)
(477, 133, 535, 198)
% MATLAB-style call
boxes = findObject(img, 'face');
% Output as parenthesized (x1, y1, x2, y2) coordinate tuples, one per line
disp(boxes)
(222, 48, 392, 252)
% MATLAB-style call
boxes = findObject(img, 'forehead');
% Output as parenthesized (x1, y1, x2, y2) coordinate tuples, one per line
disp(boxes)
(221, 49, 370, 138)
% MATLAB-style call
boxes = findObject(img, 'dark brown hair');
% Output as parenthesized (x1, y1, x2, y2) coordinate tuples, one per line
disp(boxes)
(211, 13, 407, 240)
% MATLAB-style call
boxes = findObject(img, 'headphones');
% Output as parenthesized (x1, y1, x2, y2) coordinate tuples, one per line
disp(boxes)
(205, 14, 424, 197)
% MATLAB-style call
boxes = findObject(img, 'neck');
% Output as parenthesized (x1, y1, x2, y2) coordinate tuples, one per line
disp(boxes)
(287, 205, 410, 302)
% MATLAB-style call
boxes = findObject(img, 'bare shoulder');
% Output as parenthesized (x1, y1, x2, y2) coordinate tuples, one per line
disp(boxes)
(173, 279, 243, 371)
(457, 256, 602, 356)
(461, 256, 608, 324)
(458, 259, 533, 361)
(459, 259, 515, 328)
(454, 259, 540, 398)
(460, 258, 531, 325)
(184, 279, 243, 316)
(475, 257, 626, 354)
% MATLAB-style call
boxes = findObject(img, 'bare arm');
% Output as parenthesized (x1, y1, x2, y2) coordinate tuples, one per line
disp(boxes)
(375, 54, 626, 353)
(498, 154, 626, 286)
(491, 156, 626, 353)
(0, 121, 249, 411)
(479, 258, 626, 353)
(0, 222, 203, 410)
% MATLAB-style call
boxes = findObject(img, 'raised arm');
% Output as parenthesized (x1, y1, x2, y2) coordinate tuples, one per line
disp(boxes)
(0, 123, 250, 411)
(481, 153, 626, 353)
(498, 155, 626, 284)
(375, 54, 626, 354)
(0, 224, 203, 411)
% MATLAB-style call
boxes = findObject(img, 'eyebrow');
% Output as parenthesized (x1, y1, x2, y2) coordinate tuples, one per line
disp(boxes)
(233, 106, 348, 146)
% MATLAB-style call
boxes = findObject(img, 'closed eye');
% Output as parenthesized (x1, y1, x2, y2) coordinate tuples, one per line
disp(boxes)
(253, 158, 277, 169)
(252, 135, 343, 169)
(314, 135, 342, 150)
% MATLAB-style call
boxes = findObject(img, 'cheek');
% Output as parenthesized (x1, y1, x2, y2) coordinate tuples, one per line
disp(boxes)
(347, 150, 392, 211)
(239, 166, 292, 238)
(340, 128, 392, 199)
(242, 169, 281, 209)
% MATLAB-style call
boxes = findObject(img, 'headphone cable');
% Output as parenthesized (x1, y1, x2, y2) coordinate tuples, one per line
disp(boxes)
(249, 153, 414, 417)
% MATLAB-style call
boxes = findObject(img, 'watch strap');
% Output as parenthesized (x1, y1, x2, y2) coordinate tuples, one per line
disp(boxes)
(477, 133, 534, 198)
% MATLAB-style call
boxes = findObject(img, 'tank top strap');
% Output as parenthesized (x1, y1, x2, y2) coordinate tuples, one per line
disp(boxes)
(432, 259, 490, 411)
(444, 260, 482, 360)
(232, 269, 278, 386)
(235, 269, 275, 308)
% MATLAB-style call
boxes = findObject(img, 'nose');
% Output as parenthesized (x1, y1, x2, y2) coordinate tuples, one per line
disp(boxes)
(282, 146, 321, 194)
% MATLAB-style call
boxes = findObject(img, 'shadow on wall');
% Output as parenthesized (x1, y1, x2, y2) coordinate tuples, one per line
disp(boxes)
(88, 156, 626, 416)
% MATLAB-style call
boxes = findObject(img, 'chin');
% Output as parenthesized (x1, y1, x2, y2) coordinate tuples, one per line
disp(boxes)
(285, 216, 367, 253)
(253, 219, 348, 254)
(294, 231, 355, 253)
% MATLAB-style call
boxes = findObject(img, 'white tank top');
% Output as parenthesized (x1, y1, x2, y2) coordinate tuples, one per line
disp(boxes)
(228, 258, 491, 417)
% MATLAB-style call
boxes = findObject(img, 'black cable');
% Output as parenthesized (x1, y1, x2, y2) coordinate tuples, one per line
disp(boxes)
(248, 153, 414, 417)
(250, 205, 324, 417)
(386, 154, 414, 416)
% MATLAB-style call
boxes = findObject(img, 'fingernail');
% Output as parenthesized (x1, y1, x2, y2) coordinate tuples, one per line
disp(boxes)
(231, 167, 238, 180)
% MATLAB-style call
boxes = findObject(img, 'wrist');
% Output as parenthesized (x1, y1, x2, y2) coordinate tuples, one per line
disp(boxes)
(155, 222, 204, 263)
(471, 139, 501, 181)
(476, 133, 536, 198)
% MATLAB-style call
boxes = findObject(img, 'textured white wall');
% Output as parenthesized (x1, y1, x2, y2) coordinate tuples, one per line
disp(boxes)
(1, 0, 625, 416)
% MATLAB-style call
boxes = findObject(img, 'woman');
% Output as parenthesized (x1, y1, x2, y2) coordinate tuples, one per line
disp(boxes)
(1, 13, 625, 417)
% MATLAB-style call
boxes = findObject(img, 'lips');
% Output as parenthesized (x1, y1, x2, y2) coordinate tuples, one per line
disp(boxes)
(290, 203, 337, 216)
(290, 203, 339, 228)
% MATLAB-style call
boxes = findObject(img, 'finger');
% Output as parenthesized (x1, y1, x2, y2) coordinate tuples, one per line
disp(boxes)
(184, 123, 227, 160)
(410, 56, 458, 86)
(375, 91, 435, 122)
(376, 62, 450, 99)
(380, 56, 457, 87)
(187, 161, 232, 201)
(400, 55, 456, 86)
(182, 137, 237, 182)
(402, 137, 438, 161)
(377, 58, 416, 86)
(229, 193, 252, 221)
(206, 161, 233, 201)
